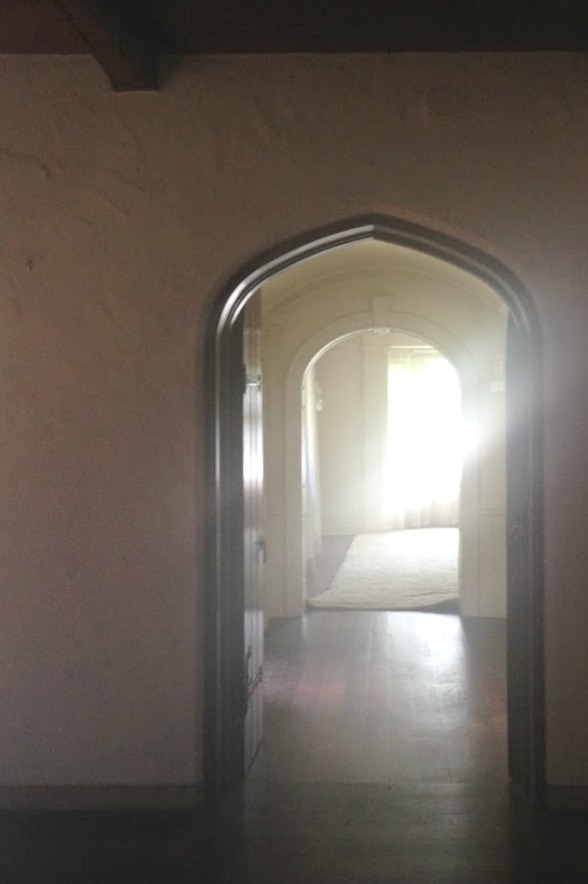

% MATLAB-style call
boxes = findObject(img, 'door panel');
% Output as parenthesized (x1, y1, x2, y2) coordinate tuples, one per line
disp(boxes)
(242, 293, 264, 772)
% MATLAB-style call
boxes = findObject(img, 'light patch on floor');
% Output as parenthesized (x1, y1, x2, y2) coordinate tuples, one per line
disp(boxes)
(308, 527, 458, 610)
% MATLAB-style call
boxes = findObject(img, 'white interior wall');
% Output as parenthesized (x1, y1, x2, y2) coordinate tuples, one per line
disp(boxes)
(1, 52, 587, 792)
(313, 336, 366, 534)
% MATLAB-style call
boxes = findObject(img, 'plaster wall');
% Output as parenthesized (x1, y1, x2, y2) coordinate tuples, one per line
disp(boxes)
(0, 53, 587, 790)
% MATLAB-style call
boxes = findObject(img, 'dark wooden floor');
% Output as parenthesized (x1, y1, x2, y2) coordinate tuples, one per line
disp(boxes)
(261, 611, 506, 786)
(4, 604, 588, 882)
(241, 609, 588, 884)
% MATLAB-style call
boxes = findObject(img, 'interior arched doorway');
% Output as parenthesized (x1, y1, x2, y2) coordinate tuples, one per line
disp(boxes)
(275, 315, 491, 620)
(205, 215, 543, 806)
(289, 327, 475, 617)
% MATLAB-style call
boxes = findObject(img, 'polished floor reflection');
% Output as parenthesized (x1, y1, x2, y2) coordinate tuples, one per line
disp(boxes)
(262, 610, 504, 785)
(241, 610, 588, 883)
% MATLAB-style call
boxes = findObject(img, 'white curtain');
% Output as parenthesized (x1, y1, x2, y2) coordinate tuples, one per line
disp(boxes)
(302, 368, 322, 564)
(386, 349, 461, 530)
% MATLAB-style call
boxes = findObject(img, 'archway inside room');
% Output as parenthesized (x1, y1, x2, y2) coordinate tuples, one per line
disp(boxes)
(261, 239, 508, 624)
(205, 216, 543, 807)
(304, 332, 465, 617)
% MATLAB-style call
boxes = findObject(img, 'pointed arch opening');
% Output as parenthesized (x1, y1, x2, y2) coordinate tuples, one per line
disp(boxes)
(205, 215, 544, 806)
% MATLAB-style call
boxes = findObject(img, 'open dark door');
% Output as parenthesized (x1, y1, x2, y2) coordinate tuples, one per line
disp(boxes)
(242, 293, 264, 772)
(506, 312, 544, 806)
(206, 289, 264, 794)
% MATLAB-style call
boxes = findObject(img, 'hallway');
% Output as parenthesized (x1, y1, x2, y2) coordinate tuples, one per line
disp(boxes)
(261, 610, 504, 785)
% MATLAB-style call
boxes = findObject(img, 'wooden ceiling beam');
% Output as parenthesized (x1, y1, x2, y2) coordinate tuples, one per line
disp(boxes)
(52, 0, 157, 91)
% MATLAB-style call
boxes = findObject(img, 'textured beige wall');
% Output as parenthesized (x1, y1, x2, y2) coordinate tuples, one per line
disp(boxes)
(1, 53, 588, 788)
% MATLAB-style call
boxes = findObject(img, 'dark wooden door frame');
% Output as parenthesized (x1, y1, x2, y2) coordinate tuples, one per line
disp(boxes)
(204, 214, 544, 807)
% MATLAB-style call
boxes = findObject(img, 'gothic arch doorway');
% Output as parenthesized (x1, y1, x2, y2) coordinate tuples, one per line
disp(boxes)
(205, 216, 544, 806)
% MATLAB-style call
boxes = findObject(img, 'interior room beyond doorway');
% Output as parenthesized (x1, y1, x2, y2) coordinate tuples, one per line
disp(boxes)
(261, 238, 508, 622)
(306, 332, 462, 613)
(255, 236, 511, 798)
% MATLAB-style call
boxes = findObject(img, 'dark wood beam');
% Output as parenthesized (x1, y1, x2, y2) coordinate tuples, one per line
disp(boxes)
(52, 0, 157, 91)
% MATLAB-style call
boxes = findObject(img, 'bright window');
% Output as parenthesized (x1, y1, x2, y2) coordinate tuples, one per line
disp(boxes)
(386, 347, 462, 528)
